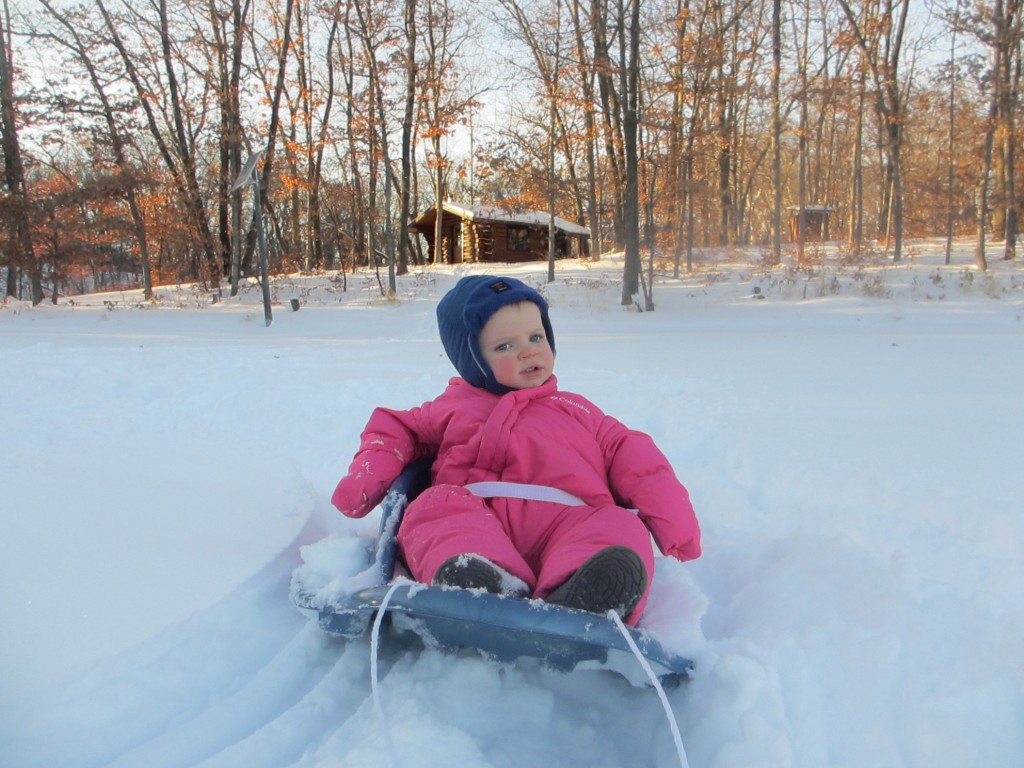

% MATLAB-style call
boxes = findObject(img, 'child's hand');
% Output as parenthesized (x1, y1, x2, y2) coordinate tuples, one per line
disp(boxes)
(331, 476, 374, 517)
(331, 450, 406, 517)
(662, 541, 701, 562)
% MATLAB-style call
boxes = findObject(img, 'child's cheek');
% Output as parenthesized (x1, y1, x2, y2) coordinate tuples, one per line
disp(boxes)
(494, 357, 518, 386)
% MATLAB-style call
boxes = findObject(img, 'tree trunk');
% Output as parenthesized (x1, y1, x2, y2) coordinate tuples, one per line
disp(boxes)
(340, 10, 367, 270)
(0, 0, 40, 303)
(399, 0, 418, 276)
(591, 0, 625, 250)
(944, 0, 961, 266)
(355, 0, 397, 294)
(433, 139, 446, 263)
(547, 0, 561, 284)
(978, 110, 993, 272)
(310, 16, 339, 273)
(619, 0, 642, 306)
(849, 69, 865, 257)
(770, 0, 782, 265)
(256, 0, 295, 275)
(995, 0, 1022, 260)
(569, 0, 600, 259)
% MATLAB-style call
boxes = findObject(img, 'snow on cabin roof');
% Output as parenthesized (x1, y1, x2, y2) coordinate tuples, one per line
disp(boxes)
(442, 201, 591, 238)
(786, 205, 836, 213)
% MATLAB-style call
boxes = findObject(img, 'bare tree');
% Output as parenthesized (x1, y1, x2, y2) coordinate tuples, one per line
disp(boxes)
(667, 0, 715, 274)
(0, 0, 41, 303)
(203, 0, 251, 291)
(978, 87, 994, 271)
(943, 0, 964, 265)
(547, 0, 561, 283)
(568, 0, 600, 258)
(289, 1, 338, 273)
(421, 0, 480, 265)
(399, 0, 418, 274)
(591, 0, 626, 249)
(770, 0, 783, 265)
(848, 65, 866, 256)
(38, 0, 154, 300)
(793, 0, 811, 265)
(838, 0, 912, 262)
(92, 0, 223, 281)
(253, 0, 296, 273)
(352, 0, 399, 292)
(336, 1, 369, 270)
(619, 0, 643, 305)
(991, 0, 1021, 260)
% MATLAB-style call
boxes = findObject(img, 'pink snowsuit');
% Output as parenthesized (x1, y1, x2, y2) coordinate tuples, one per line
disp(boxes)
(332, 375, 701, 625)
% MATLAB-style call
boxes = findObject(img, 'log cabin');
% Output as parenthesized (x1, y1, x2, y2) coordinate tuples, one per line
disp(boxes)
(408, 201, 591, 263)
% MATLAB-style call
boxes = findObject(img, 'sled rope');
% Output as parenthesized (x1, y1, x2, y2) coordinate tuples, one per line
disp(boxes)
(609, 611, 691, 768)
(370, 579, 407, 768)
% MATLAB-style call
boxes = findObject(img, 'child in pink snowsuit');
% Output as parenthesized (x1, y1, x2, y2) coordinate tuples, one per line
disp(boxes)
(332, 275, 701, 625)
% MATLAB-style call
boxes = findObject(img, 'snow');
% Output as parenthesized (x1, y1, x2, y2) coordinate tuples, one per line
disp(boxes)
(1, 240, 1022, 768)
(439, 200, 592, 237)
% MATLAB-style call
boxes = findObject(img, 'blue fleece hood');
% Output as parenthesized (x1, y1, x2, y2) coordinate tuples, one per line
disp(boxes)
(436, 275, 555, 395)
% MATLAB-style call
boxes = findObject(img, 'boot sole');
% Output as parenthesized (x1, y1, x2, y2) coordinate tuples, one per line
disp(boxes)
(546, 546, 647, 617)
(433, 554, 506, 594)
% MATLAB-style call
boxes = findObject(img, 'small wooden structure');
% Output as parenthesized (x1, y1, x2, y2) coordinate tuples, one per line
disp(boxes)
(788, 205, 836, 242)
(408, 201, 591, 263)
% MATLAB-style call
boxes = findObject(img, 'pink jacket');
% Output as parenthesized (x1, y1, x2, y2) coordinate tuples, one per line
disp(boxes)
(333, 376, 701, 562)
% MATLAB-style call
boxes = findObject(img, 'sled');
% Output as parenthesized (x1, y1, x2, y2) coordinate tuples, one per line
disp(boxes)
(294, 459, 695, 688)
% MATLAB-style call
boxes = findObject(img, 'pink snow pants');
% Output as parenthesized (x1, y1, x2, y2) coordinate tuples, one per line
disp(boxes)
(396, 484, 655, 625)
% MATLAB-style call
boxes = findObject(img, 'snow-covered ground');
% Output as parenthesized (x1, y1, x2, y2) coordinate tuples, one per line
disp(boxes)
(1, 240, 1022, 767)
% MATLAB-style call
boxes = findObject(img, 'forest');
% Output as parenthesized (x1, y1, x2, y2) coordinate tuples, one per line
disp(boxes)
(0, 0, 1020, 306)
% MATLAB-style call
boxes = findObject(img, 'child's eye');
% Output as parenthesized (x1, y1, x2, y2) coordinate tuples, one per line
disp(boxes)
(530, 333, 544, 343)
(495, 342, 512, 352)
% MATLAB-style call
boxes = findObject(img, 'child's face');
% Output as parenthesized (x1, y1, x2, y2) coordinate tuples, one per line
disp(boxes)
(478, 301, 555, 390)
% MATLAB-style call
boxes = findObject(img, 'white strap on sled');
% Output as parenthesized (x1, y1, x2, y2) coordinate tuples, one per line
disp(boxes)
(371, 580, 406, 767)
(609, 610, 691, 768)
(464, 481, 586, 507)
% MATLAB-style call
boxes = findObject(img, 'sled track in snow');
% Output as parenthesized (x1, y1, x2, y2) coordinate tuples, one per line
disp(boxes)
(1, 513, 403, 768)
(3, 507, 698, 768)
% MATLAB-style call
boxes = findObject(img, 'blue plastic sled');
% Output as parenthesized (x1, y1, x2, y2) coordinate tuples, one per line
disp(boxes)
(296, 459, 694, 687)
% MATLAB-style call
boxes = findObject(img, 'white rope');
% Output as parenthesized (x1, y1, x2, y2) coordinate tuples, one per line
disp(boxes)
(370, 580, 407, 768)
(608, 611, 690, 768)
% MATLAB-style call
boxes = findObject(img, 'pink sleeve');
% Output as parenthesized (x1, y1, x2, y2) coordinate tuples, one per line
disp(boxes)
(331, 405, 436, 518)
(598, 416, 702, 561)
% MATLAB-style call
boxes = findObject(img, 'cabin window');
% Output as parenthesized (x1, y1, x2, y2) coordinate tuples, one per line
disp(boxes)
(507, 225, 530, 252)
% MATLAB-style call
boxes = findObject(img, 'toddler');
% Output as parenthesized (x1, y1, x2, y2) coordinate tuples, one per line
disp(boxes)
(332, 275, 701, 625)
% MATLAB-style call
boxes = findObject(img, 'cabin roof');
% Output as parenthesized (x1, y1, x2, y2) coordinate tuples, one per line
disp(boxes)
(787, 205, 836, 213)
(411, 200, 590, 238)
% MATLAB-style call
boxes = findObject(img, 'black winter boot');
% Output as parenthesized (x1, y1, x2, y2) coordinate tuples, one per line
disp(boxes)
(432, 554, 527, 596)
(546, 546, 647, 617)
